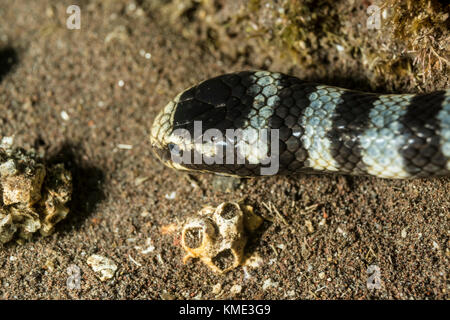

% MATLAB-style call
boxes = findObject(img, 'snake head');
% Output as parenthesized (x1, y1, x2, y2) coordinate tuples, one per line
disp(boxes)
(150, 91, 182, 170)
(150, 74, 242, 173)
(150, 71, 283, 176)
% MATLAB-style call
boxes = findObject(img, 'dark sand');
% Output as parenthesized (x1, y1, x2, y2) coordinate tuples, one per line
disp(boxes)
(0, 1, 448, 299)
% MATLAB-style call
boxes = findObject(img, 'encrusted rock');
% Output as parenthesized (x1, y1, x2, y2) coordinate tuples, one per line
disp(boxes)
(0, 136, 73, 244)
(0, 213, 16, 244)
(181, 202, 263, 273)
(2, 164, 46, 206)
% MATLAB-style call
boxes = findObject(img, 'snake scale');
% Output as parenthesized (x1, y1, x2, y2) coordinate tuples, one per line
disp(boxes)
(150, 71, 450, 179)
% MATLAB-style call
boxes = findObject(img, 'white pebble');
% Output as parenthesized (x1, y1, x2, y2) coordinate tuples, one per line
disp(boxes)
(336, 44, 344, 52)
(243, 266, 252, 280)
(117, 144, 133, 150)
(87, 254, 118, 281)
(0, 159, 17, 176)
(230, 284, 242, 295)
(141, 239, 155, 254)
(165, 191, 176, 200)
(61, 111, 70, 121)
(140, 210, 150, 217)
(118, 80, 125, 87)
(401, 228, 407, 238)
(337, 227, 347, 237)
(0, 136, 14, 149)
(262, 279, 278, 291)
(212, 283, 222, 295)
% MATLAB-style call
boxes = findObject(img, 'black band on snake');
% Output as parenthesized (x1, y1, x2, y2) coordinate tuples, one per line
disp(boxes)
(150, 71, 450, 179)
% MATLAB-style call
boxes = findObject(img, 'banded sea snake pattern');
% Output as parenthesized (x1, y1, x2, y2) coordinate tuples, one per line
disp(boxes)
(151, 71, 450, 179)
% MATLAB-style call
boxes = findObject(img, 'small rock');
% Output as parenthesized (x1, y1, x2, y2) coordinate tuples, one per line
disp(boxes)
(212, 283, 222, 295)
(2, 165, 46, 206)
(336, 44, 344, 52)
(241, 203, 264, 233)
(134, 176, 149, 186)
(401, 228, 407, 238)
(165, 191, 176, 200)
(305, 220, 314, 233)
(0, 159, 17, 177)
(337, 227, 347, 237)
(230, 284, 242, 295)
(117, 144, 132, 150)
(0, 136, 14, 150)
(60, 111, 70, 121)
(87, 254, 118, 281)
(262, 278, 278, 291)
(192, 293, 203, 300)
(0, 214, 17, 244)
(140, 238, 155, 254)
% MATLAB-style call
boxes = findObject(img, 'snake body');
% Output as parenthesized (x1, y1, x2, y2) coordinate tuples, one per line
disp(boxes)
(150, 71, 450, 178)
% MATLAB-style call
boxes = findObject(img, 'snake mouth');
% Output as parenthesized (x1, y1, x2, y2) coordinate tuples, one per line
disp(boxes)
(150, 95, 179, 167)
(150, 116, 171, 168)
